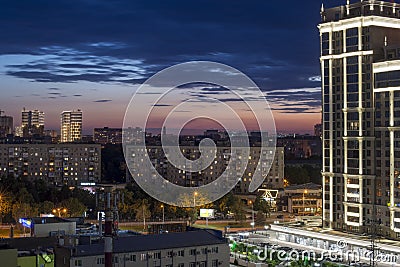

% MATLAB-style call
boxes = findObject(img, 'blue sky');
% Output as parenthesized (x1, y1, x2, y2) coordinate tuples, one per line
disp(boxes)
(0, 0, 342, 134)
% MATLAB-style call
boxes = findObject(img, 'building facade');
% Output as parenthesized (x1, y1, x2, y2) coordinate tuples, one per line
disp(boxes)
(277, 135, 322, 159)
(55, 230, 229, 267)
(320, 0, 400, 239)
(126, 145, 284, 195)
(21, 108, 44, 137)
(0, 113, 13, 138)
(61, 110, 83, 143)
(93, 127, 122, 144)
(0, 144, 101, 186)
(280, 183, 322, 216)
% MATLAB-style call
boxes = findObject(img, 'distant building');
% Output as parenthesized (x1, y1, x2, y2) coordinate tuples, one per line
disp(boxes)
(126, 145, 284, 194)
(61, 110, 82, 143)
(0, 144, 101, 186)
(21, 108, 44, 137)
(93, 127, 122, 144)
(0, 111, 13, 138)
(44, 129, 59, 143)
(314, 123, 322, 137)
(55, 229, 229, 267)
(14, 126, 23, 137)
(277, 135, 322, 159)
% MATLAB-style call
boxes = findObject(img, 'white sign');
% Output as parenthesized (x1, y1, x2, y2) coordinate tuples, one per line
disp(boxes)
(200, 209, 215, 219)
(97, 212, 105, 221)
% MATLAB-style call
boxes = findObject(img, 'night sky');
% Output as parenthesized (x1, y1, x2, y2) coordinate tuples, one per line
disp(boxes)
(0, 0, 341, 134)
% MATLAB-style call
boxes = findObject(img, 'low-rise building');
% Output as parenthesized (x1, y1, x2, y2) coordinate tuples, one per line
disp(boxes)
(56, 229, 229, 267)
(19, 217, 76, 238)
(279, 183, 322, 216)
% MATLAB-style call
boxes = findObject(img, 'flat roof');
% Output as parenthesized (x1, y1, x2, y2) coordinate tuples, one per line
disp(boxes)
(64, 229, 227, 257)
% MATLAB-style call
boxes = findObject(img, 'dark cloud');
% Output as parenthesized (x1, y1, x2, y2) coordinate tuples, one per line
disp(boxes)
(152, 104, 173, 107)
(272, 107, 320, 114)
(94, 99, 112, 103)
(0, 0, 340, 116)
(0, 0, 341, 91)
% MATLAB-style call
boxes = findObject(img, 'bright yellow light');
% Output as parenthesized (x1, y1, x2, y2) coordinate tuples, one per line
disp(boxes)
(194, 192, 198, 196)
(63, 208, 67, 213)
(160, 204, 164, 208)
(304, 190, 308, 194)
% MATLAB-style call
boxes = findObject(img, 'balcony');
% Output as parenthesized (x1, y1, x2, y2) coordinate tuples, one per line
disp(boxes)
(347, 211, 361, 217)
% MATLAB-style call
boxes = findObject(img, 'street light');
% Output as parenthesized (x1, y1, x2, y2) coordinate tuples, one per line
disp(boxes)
(160, 204, 165, 225)
(302, 189, 308, 216)
(249, 200, 255, 231)
(52, 208, 67, 217)
(193, 191, 198, 207)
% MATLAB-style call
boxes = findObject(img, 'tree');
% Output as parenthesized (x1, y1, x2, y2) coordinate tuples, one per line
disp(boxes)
(255, 211, 266, 226)
(60, 198, 86, 217)
(38, 201, 54, 215)
(254, 195, 271, 218)
(16, 187, 34, 204)
(12, 202, 38, 223)
(134, 199, 151, 223)
(231, 197, 245, 223)
(0, 194, 11, 223)
(215, 192, 235, 216)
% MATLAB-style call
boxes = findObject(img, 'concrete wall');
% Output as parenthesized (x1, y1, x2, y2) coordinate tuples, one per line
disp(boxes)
(62, 243, 230, 267)
(34, 222, 76, 237)
(0, 249, 17, 267)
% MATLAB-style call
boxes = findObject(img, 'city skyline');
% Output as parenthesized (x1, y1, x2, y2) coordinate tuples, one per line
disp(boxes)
(0, 0, 343, 134)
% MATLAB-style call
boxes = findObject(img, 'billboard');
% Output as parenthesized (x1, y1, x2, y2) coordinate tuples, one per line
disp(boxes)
(200, 209, 215, 219)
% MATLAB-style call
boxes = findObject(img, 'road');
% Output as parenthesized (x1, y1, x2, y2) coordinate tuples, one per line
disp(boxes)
(226, 231, 399, 267)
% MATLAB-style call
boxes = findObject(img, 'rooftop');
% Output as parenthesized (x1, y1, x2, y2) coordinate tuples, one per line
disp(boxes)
(285, 182, 322, 191)
(321, 0, 400, 23)
(65, 229, 227, 257)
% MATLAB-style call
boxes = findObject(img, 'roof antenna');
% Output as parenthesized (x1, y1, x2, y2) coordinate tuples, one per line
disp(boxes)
(321, 3, 324, 13)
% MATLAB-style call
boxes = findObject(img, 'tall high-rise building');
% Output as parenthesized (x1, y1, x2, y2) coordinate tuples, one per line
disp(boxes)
(320, 0, 400, 239)
(21, 108, 44, 137)
(61, 110, 82, 143)
(0, 110, 13, 138)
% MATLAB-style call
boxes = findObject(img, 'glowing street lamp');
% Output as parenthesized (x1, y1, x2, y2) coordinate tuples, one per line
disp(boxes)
(303, 189, 308, 216)
(52, 208, 67, 217)
(193, 191, 198, 207)
(249, 200, 255, 230)
(160, 204, 165, 225)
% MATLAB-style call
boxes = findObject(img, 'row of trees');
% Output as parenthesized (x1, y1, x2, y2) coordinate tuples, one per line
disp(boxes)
(0, 175, 92, 224)
(285, 164, 322, 185)
(117, 183, 257, 224)
(0, 174, 272, 226)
